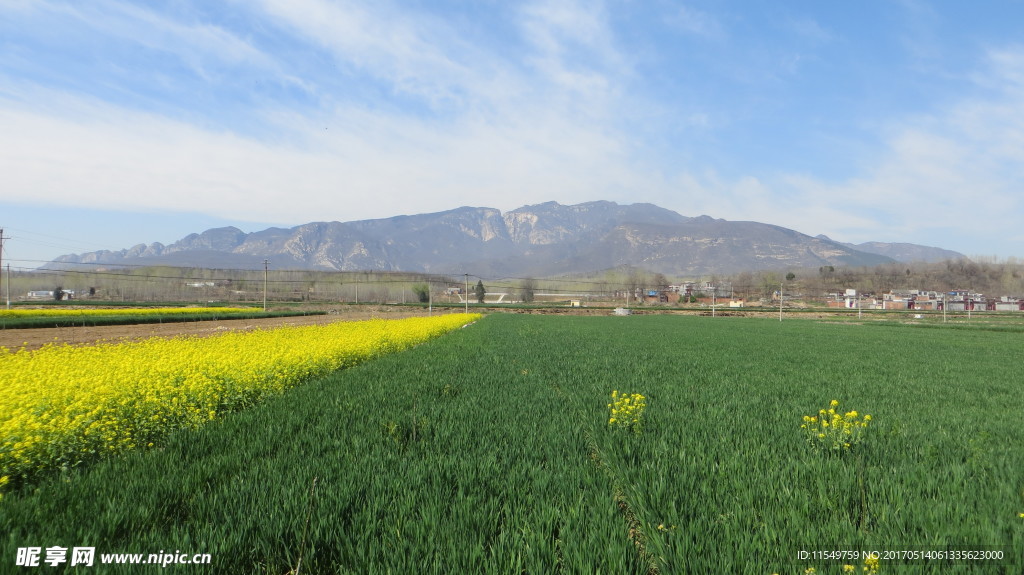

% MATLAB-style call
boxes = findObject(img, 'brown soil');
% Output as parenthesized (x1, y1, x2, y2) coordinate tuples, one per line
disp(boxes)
(0, 306, 427, 352)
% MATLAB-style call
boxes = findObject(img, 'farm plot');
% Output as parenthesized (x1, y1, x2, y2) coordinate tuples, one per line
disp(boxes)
(0, 314, 480, 491)
(0, 307, 260, 319)
(2, 314, 1023, 574)
(0, 306, 307, 332)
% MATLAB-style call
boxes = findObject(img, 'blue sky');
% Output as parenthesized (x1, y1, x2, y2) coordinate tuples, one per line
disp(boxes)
(2, 0, 1024, 266)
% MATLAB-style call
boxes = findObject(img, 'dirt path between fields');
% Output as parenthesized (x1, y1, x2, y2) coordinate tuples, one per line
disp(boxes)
(0, 306, 430, 352)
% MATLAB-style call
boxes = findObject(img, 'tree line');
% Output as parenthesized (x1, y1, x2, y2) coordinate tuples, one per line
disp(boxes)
(7, 257, 1024, 305)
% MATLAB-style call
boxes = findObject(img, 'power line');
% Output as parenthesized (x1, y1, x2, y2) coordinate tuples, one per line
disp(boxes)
(0, 226, 135, 255)
(8, 265, 479, 287)
(15, 258, 650, 285)
(0, 228, 9, 309)
(7, 260, 658, 296)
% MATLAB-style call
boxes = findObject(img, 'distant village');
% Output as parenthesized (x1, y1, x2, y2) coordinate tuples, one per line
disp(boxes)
(18, 278, 1024, 312)
(614, 283, 1024, 312)
(825, 289, 1024, 312)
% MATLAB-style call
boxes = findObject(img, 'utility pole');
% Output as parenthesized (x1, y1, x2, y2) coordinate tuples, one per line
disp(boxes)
(464, 274, 469, 314)
(779, 281, 784, 322)
(0, 228, 8, 308)
(262, 259, 269, 312)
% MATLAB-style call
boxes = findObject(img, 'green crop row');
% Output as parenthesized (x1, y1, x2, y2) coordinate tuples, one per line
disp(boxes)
(0, 309, 319, 330)
(3, 314, 1022, 573)
(524, 315, 1024, 574)
(2, 315, 646, 574)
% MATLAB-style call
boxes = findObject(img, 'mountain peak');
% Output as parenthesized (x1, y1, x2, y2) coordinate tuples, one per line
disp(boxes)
(46, 201, 962, 274)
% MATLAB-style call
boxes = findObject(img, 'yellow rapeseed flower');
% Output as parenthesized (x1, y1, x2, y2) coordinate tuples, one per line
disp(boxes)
(0, 314, 480, 488)
(607, 391, 646, 433)
(801, 399, 871, 452)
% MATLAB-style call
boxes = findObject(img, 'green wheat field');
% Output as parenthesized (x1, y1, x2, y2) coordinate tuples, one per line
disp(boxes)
(3, 314, 1022, 574)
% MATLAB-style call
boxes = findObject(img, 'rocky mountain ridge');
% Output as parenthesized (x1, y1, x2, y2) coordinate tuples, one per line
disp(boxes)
(50, 201, 965, 276)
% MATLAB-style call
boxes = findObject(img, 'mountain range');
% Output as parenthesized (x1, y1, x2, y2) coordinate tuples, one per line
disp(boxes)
(49, 201, 965, 276)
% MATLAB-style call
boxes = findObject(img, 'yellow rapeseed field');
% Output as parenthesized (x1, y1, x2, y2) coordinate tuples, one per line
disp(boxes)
(0, 314, 480, 490)
(0, 307, 256, 318)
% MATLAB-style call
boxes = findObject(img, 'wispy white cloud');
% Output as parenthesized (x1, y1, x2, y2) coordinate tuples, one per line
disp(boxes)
(3, 1, 1024, 261)
(786, 16, 834, 44)
(0, 0, 39, 13)
(0, 75, 650, 226)
(664, 4, 725, 39)
(1, 0, 655, 228)
(99, 4, 271, 73)
(984, 47, 1024, 91)
(249, 0, 479, 108)
(11, 0, 275, 76)
(895, 0, 948, 75)
(244, 0, 634, 139)
(664, 45, 1024, 252)
(516, 0, 632, 120)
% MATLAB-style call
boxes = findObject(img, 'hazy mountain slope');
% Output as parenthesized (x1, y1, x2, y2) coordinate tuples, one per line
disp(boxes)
(47, 201, 959, 276)
(843, 241, 965, 263)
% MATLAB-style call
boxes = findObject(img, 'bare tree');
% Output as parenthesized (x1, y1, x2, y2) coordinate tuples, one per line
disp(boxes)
(520, 278, 536, 303)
